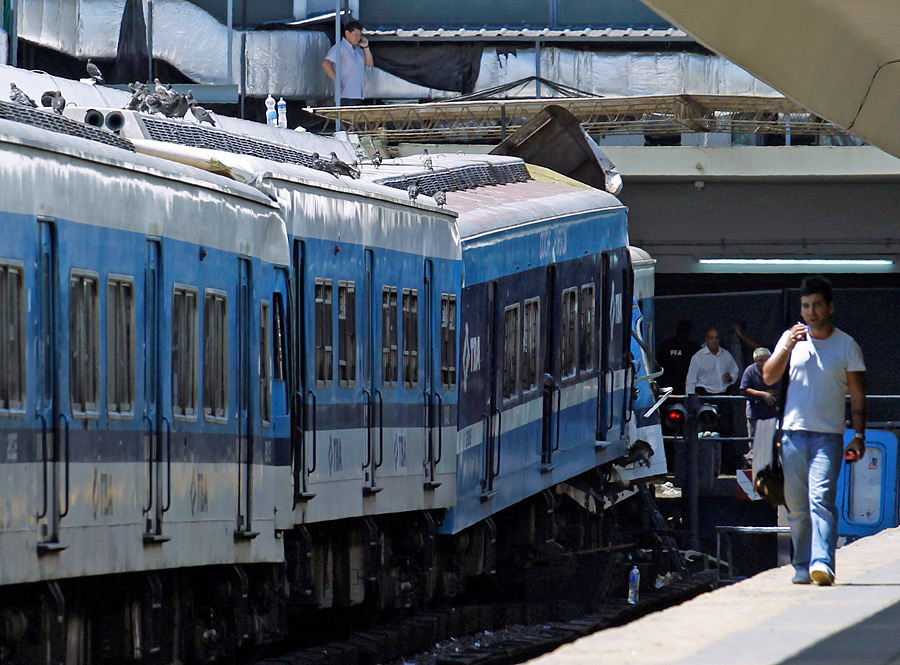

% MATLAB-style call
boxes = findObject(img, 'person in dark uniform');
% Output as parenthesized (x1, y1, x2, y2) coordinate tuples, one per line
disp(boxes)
(657, 320, 700, 394)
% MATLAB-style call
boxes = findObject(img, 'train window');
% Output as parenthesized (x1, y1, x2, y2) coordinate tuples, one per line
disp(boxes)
(0, 261, 26, 413)
(338, 281, 357, 387)
(203, 289, 229, 422)
(315, 279, 333, 387)
(272, 293, 287, 382)
(440, 294, 457, 390)
(173, 286, 199, 418)
(522, 298, 540, 393)
(106, 276, 135, 417)
(402, 288, 418, 389)
(382, 286, 399, 387)
(579, 284, 595, 372)
(561, 287, 578, 378)
(260, 300, 271, 426)
(70, 271, 100, 416)
(503, 304, 520, 400)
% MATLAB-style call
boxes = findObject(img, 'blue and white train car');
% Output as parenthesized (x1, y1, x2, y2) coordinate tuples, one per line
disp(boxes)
(430, 171, 640, 534)
(0, 103, 290, 660)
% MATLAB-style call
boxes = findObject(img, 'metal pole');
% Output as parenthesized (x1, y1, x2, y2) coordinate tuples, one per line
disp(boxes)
(10, 0, 18, 68)
(240, 0, 247, 118)
(334, 0, 342, 129)
(226, 0, 233, 84)
(686, 396, 700, 551)
(535, 40, 541, 99)
(147, 0, 153, 82)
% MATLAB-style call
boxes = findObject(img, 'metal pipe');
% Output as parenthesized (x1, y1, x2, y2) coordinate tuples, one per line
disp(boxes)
(226, 0, 233, 84)
(147, 1, 153, 83)
(334, 0, 341, 128)
(535, 40, 541, 99)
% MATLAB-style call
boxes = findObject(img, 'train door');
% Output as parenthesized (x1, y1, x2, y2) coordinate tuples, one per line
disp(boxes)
(541, 265, 559, 469)
(35, 218, 65, 552)
(423, 259, 441, 488)
(362, 248, 383, 494)
(143, 238, 170, 542)
(292, 240, 314, 501)
(236, 258, 256, 536)
(598, 250, 630, 442)
(481, 281, 499, 500)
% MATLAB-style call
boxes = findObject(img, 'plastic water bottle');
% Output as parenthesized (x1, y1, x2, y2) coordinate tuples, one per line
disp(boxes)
(277, 97, 287, 128)
(627, 565, 640, 605)
(265, 94, 277, 126)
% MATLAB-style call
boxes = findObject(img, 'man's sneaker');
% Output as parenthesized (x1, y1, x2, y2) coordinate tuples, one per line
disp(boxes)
(792, 570, 811, 585)
(810, 564, 835, 586)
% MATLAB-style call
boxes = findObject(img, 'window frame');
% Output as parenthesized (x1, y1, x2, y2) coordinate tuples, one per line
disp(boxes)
(560, 286, 578, 379)
(69, 269, 101, 418)
(402, 288, 419, 389)
(502, 303, 521, 402)
(172, 284, 200, 421)
(522, 297, 541, 393)
(203, 288, 229, 423)
(440, 294, 457, 390)
(382, 286, 399, 388)
(338, 281, 357, 388)
(106, 274, 136, 419)
(272, 292, 288, 383)
(0, 260, 27, 415)
(579, 284, 596, 373)
(315, 279, 334, 387)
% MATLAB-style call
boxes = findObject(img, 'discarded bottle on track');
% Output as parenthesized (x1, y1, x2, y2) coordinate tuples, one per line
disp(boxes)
(265, 94, 277, 126)
(627, 565, 640, 605)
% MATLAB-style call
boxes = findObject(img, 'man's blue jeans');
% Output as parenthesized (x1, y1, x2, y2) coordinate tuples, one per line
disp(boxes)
(781, 430, 844, 574)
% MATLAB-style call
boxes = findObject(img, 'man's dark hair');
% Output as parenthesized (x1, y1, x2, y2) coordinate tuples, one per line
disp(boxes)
(344, 19, 363, 34)
(800, 274, 833, 304)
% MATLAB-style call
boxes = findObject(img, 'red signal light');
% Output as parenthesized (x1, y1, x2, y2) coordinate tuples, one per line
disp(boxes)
(664, 404, 687, 432)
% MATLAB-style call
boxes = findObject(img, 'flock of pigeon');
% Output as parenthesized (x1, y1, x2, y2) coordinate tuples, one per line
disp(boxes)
(7, 60, 215, 126)
(9, 60, 446, 205)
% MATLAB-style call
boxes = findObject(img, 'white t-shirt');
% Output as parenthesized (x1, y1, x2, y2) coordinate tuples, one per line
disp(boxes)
(774, 327, 865, 434)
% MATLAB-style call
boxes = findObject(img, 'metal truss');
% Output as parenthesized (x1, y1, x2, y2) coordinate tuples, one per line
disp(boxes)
(311, 94, 851, 145)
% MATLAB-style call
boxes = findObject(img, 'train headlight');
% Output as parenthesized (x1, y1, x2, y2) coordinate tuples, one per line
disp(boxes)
(698, 403, 719, 431)
(663, 404, 687, 434)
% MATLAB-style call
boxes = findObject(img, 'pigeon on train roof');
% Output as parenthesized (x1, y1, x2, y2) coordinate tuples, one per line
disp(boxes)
(190, 104, 216, 126)
(10, 83, 37, 107)
(86, 59, 104, 84)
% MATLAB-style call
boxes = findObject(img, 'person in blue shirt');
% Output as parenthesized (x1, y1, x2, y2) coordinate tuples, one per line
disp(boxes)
(322, 20, 374, 106)
(740, 347, 780, 436)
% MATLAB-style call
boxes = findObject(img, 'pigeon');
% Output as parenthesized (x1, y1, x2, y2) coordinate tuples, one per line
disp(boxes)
(311, 152, 330, 171)
(86, 59, 104, 84)
(126, 83, 148, 111)
(355, 144, 366, 166)
(154, 78, 173, 99)
(162, 93, 189, 118)
(40, 90, 66, 114)
(422, 148, 433, 171)
(372, 150, 382, 168)
(407, 183, 419, 201)
(329, 152, 359, 179)
(190, 104, 216, 126)
(144, 94, 164, 115)
(433, 190, 447, 208)
(10, 83, 37, 108)
(185, 90, 197, 107)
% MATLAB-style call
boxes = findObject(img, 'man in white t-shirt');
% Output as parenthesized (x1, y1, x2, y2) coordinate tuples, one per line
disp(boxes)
(763, 275, 866, 587)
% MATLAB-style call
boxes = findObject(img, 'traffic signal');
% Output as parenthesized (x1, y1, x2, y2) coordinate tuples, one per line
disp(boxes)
(698, 403, 719, 431)
(662, 403, 687, 435)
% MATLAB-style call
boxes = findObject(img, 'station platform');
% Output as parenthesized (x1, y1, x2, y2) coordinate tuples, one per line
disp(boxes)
(527, 526, 900, 665)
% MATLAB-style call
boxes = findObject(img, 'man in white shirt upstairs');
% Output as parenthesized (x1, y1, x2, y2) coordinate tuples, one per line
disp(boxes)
(686, 327, 739, 396)
(322, 20, 374, 106)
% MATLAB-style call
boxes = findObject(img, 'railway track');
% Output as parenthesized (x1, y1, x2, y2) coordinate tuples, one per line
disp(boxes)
(255, 571, 716, 665)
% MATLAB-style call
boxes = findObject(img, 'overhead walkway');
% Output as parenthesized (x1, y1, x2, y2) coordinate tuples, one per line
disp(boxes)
(526, 525, 900, 665)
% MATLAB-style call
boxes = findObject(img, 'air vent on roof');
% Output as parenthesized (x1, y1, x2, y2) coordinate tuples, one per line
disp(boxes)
(376, 162, 530, 196)
(140, 116, 316, 168)
(0, 100, 134, 152)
